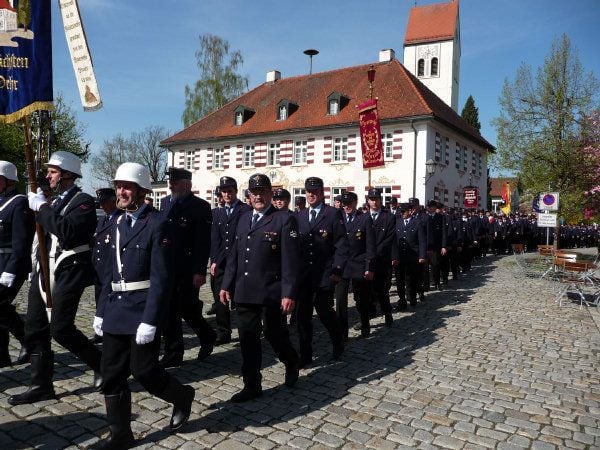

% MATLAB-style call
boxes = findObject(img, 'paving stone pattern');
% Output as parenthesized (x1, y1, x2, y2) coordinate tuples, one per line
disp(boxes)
(0, 252, 599, 449)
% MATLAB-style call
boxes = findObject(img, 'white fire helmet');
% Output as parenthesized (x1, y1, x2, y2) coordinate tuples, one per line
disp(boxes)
(45, 151, 82, 177)
(113, 162, 152, 192)
(0, 161, 18, 182)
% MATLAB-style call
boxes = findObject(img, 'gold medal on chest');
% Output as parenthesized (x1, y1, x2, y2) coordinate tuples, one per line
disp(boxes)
(105, 234, 110, 244)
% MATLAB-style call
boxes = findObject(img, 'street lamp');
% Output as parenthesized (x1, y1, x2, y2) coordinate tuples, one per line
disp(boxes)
(425, 159, 438, 181)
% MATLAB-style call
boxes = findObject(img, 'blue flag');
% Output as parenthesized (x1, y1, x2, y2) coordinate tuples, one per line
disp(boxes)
(0, 0, 53, 123)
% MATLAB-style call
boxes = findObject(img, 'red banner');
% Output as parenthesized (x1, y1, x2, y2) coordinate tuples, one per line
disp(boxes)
(358, 99, 384, 169)
(463, 187, 478, 209)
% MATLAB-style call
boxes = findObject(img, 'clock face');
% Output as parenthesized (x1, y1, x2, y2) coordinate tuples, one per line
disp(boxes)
(418, 44, 439, 59)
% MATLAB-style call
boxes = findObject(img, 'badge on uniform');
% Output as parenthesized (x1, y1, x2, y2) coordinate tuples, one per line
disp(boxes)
(289, 230, 298, 238)
(104, 234, 110, 244)
(355, 230, 362, 239)
(320, 229, 328, 238)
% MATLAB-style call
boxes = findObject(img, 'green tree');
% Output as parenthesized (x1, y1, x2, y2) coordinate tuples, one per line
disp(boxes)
(492, 34, 599, 223)
(182, 34, 248, 127)
(461, 95, 481, 130)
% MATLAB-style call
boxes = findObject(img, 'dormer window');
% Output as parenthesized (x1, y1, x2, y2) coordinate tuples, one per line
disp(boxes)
(326, 92, 349, 115)
(233, 105, 255, 126)
(276, 99, 297, 121)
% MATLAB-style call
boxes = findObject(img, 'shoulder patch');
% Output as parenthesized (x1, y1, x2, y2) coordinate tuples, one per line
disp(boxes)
(79, 203, 91, 210)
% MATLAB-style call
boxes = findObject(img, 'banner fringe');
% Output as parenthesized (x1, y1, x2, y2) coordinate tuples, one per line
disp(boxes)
(0, 102, 54, 125)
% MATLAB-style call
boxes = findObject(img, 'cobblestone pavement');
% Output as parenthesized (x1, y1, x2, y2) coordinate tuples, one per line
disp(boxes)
(0, 251, 599, 449)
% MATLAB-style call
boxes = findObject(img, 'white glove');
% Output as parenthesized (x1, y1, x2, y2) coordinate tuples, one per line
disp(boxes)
(135, 322, 156, 345)
(28, 188, 47, 212)
(0, 272, 16, 288)
(93, 316, 103, 336)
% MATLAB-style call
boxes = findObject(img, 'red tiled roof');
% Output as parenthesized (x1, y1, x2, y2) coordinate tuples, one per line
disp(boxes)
(0, 0, 16, 12)
(404, 1, 458, 45)
(490, 177, 518, 197)
(162, 59, 493, 150)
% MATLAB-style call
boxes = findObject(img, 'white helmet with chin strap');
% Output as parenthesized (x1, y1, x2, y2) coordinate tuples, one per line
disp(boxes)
(45, 151, 82, 177)
(113, 162, 153, 192)
(0, 161, 18, 182)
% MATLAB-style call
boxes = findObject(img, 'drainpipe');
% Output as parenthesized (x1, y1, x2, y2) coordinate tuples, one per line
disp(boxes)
(411, 121, 418, 199)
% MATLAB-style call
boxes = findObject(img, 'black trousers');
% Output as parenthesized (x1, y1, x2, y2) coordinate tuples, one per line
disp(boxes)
(395, 261, 419, 303)
(162, 276, 215, 356)
(371, 261, 392, 315)
(25, 267, 100, 371)
(296, 284, 342, 362)
(101, 332, 169, 396)
(236, 303, 298, 388)
(0, 278, 26, 353)
(212, 265, 231, 339)
(335, 278, 371, 338)
(427, 250, 441, 287)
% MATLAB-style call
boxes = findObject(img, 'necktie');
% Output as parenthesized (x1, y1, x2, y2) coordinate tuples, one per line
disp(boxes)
(404, 219, 409, 226)
(103, 215, 110, 225)
(346, 214, 351, 223)
(310, 210, 317, 223)
(251, 213, 259, 227)
(126, 215, 133, 228)
(225, 206, 231, 217)
(371, 212, 377, 221)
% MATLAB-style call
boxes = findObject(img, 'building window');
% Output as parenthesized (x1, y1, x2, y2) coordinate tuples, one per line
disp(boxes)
(455, 142, 461, 170)
(463, 145, 468, 172)
(375, 186, 392, 206)
(431, 57, 438, 76)
(243, 145, 255, 167)
(471, 150, 477, 175)
(213, 147, 224, 169)
(434, 132, 441, 162)
(417, 59, 425, 77)
(454, 191, 460, 207)
(329, 99, 339, 115)
(478, 153, 483, 177)
(185, 150, 194, 170)
(445, 137, 450, 165)
(278, 105, 287, 121)
(268, 142, 280, 166)
(333, 137, 348, 162)
(331, 187, 345, 206)
(235, 112, 243, 126)
(294, 140, 307, 164)
(382, 132, 393, 161)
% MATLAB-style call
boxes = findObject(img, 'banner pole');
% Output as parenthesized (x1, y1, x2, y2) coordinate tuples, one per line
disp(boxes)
(22, 116, 52, 311)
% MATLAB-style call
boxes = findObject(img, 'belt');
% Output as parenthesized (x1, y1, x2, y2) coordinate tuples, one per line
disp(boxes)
(111, 280, 150, 292)
(0, 248, 11, 254)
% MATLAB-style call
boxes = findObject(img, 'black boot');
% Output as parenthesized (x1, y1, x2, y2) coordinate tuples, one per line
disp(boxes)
(159, 352, 183, 368)
(231, 376, 262, 403)
(158, 379, 194, 432)
(94, 391, 135, 450)
(15, 345, 30, 365)
(196, 328, 216, 361)
(77, 341, 103, 391)
(0, 329, 11, 368)
(8, 351, 55, 405)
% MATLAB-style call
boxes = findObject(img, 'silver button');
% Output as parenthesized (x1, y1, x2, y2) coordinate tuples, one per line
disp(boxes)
(118, 295, 122, 299)
(246, 248, 250, 251)
(244, 272, 248, 276)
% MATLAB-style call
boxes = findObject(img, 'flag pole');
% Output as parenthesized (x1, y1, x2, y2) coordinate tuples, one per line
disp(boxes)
(22, 116, 52, 312)
(367, 65, 375, 188)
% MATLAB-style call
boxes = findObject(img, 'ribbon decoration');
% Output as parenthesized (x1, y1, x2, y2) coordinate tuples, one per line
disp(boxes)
(357, 98, 384, 169)
(58, 0, 102, 111)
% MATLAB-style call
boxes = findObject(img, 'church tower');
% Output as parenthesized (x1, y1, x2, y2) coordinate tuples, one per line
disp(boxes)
(403, 0, 460, 112)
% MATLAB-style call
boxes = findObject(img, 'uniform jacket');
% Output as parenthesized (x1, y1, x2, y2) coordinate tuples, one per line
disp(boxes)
(161, 193, 212, 276)
(342, 211, 375, 279)
(37, 186, 96, 281)
(295, 204, 349, 289)
(93, 210, 124, 278)
(210, 200, 252, 268)
(371, 210, 396, 261)
(0, 190, 35, 277)
(96, 206, 171, 334)
(426, 213, 447, 251)
(222, 205, 300, 306)
(456, 219, 475, 246)
(392, 216, 427, 263)
(444, 214, 459, 248)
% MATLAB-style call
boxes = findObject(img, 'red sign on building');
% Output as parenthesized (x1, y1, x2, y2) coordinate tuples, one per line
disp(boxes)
(463, 187, 478, 209)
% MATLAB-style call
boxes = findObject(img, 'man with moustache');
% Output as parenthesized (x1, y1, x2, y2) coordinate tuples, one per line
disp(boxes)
(210, 176, 252, 344)
(0, 161, 34, 367)
(93, 163, 194, 448)
(159, 167, 216, 368)
(220, 174, 300, 402)
(295, 177, 348, 368)
(10, 151, 102, 405)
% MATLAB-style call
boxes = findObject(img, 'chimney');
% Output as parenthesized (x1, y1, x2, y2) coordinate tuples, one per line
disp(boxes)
(379, 49, 395, 63)
(266, 70, 281, 83)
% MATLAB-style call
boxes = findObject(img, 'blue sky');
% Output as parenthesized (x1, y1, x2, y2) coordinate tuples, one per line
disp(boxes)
(49, 0, 600, 189)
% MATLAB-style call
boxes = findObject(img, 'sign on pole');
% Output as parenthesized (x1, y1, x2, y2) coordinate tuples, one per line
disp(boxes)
(463, 187, 478, 209)
(539, 192, 559, 211)
(537, 213, 558, 228)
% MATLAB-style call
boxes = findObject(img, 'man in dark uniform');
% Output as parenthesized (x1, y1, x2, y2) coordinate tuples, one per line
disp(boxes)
(210, 176, 252, 344)
(335, 191, 375, 338)
(366, 188, 394, 326)
(10, 151, 102, 405)
(295, 177, 348, 368)
(91, 188, 123, 344)
(294, 196, 307, 212)
(426, 200, 447, 291)
(206, 187, 223, 316)
(392, 203, 427, 310)
(220, 174, 300, 402)
(333, 194, 342, 209)
(272, 188, 292, 211)
(159, 167, 216, 368)
(0, 161, 34, 367)
(408, 198, 428, 302)
(93, 163, 194, 448)
(457, 210, 475, 272)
